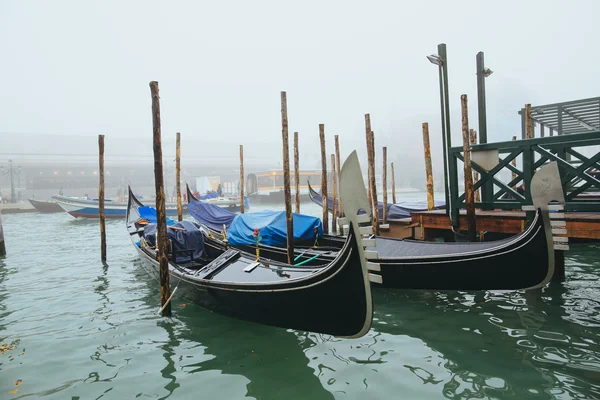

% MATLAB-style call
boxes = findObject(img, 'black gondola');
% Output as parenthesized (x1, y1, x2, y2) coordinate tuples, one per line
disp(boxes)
(126, 151, 376, 338)
(189, 158, 562, 291)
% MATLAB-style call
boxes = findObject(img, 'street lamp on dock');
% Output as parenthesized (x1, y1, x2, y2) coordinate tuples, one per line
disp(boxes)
(1, 160, 21, 203)
(427, 43, 451, 215)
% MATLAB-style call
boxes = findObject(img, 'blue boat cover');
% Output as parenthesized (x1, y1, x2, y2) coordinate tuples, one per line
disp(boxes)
(199, 192, 219, 200)
(227, 210, 323, 246)
(188, 198, 236, 231)
(143, 220, 206, 263)
(139, 206, 176, 226)
(387, 200, 446, 219)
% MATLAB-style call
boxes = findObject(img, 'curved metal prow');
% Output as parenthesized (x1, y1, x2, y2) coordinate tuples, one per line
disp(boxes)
(526, 161, 566, 288)
(186, 183, 199, 202)
(339, 151, 375, 337)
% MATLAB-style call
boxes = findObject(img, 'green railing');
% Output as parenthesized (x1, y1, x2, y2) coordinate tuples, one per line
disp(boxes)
(448, 131, 600, 227)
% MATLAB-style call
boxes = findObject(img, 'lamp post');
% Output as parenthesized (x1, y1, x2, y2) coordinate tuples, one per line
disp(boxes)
(0, 160, 22, 203)
(427, 43, 451, 215)
(476, 51, 493, 206)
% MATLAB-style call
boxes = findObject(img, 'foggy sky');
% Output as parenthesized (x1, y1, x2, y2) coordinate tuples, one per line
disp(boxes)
(1, 0, 599, 174)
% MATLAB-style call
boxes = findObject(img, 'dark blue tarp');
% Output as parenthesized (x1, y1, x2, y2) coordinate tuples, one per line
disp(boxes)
(199, 192, 219, 200)
(387, 200, 446, 219)
(143, 220, 206, 263)
(139, 206, 176, 226)
(188, 198, 236, 231)
(227, 210, 323, 246)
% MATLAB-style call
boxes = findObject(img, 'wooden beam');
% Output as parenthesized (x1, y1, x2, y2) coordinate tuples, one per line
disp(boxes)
(98, 134, 106, 263)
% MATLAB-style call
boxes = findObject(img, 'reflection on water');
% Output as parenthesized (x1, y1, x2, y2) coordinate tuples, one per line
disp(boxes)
(0, 211, 599, 399)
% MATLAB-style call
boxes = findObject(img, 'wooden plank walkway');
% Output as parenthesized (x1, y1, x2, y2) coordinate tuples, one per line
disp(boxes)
(408, 210, 600, 240)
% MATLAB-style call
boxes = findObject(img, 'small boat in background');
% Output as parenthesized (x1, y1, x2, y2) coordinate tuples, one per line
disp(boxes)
(52, 195, 183, 219)
(28, 198, 63, 213)
(308, 181, 446, 219)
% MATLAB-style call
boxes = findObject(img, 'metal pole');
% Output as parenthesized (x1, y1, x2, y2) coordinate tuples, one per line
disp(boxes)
(9, 161, 16, 204)
(437, 44, 451, 216)
(476, 52, 488, 144)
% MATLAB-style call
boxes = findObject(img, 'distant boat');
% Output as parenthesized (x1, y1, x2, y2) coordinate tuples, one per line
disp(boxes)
(52, 195, 184, 219)
(28, 198, 63, 213)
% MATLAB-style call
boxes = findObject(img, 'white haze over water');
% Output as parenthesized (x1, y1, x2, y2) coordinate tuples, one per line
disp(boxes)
(1, 0, 599, 179)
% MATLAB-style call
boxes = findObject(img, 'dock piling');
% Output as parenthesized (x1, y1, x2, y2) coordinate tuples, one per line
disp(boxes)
(319, 124, 329, 234)
(364, 114, 372, 205)
(382, 146, 388, 223)
(176, 132, 182, 221)
(150, 80, 171, 317)
(281, 92, 294, 264)
(294, 131, 300, 214)
(239, 145, 245, 214)
(525, 104, 534, 139)
(0, 212, 5, 256)
(461, 94, 477, 242)
(368, 131, 380, 235)
(331, 154, 337, 233)
(391, 162, 396, 204)
(98, 134, 106, 263)
(334, 135, 343, 234)
(422, 123, 435, 210)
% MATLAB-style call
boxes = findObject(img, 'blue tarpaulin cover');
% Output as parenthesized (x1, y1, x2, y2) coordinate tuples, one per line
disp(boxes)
(138, 206, 176, 226)
(143, 220, 206, 263)
(188, 198, 236, 231)
(387, 200, 446, 219)
(199, 192, 219, 200)
(227, 210, 323, 246)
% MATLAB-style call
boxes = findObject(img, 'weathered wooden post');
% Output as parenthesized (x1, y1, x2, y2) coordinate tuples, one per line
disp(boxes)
(422, 123, 435, 210)
(469, 129, 480, 203)
(364, 114, 372, 205)
(369, 131, 380, 235)
(382, 146, 388, 223)
(150, 80, 171, 317)
(461, 94, 477, 242)
(281, 92, 294, 264)
(98, 134, 106, 263)
(239, 145, 245, 214)
(391, 162, 396, 204)
(0, 212, 6, 256)
(525, 104, 534, 139)
(294, 131, 300, 214)
(319, 124, 329, 233)
(331, 154, 337, 233)
(334, 135, 342, 214)
(334, 135, 343, 234)
(176, 132, 182, 221)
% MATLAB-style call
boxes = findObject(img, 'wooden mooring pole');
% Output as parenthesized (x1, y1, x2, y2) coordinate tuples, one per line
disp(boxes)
(368, 131, 380, 235)
(176, 132, 183, 221)
(319, 124, 329, 234)
(334, 135, 343, 234)
(364, 114, 372, 206)
(422, 123, 435, 210)
(461, 94, 477, 242)
(469, 129, 480, 203)
(382, 146, 388, 223)
(525, 104, 534, 139)
(331, 154, 337, 233)
(98, 134, 106, 263)
(281, 92, 294, 264)
(294, 131, 300, 214)
(150, 81, 171, 317)
(391, 162, 396, 204)
(239, 145, 245, 214)
(0, 212, 6, 256)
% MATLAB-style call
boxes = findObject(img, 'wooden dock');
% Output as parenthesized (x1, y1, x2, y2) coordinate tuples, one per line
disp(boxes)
(408, 209, 600, 241)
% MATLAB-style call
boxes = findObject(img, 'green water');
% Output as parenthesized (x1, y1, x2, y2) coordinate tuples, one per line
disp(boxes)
(1, 204, 599, 399)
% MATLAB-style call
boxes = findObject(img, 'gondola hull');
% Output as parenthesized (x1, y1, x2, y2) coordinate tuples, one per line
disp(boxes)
(127, 161, 374, 338)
